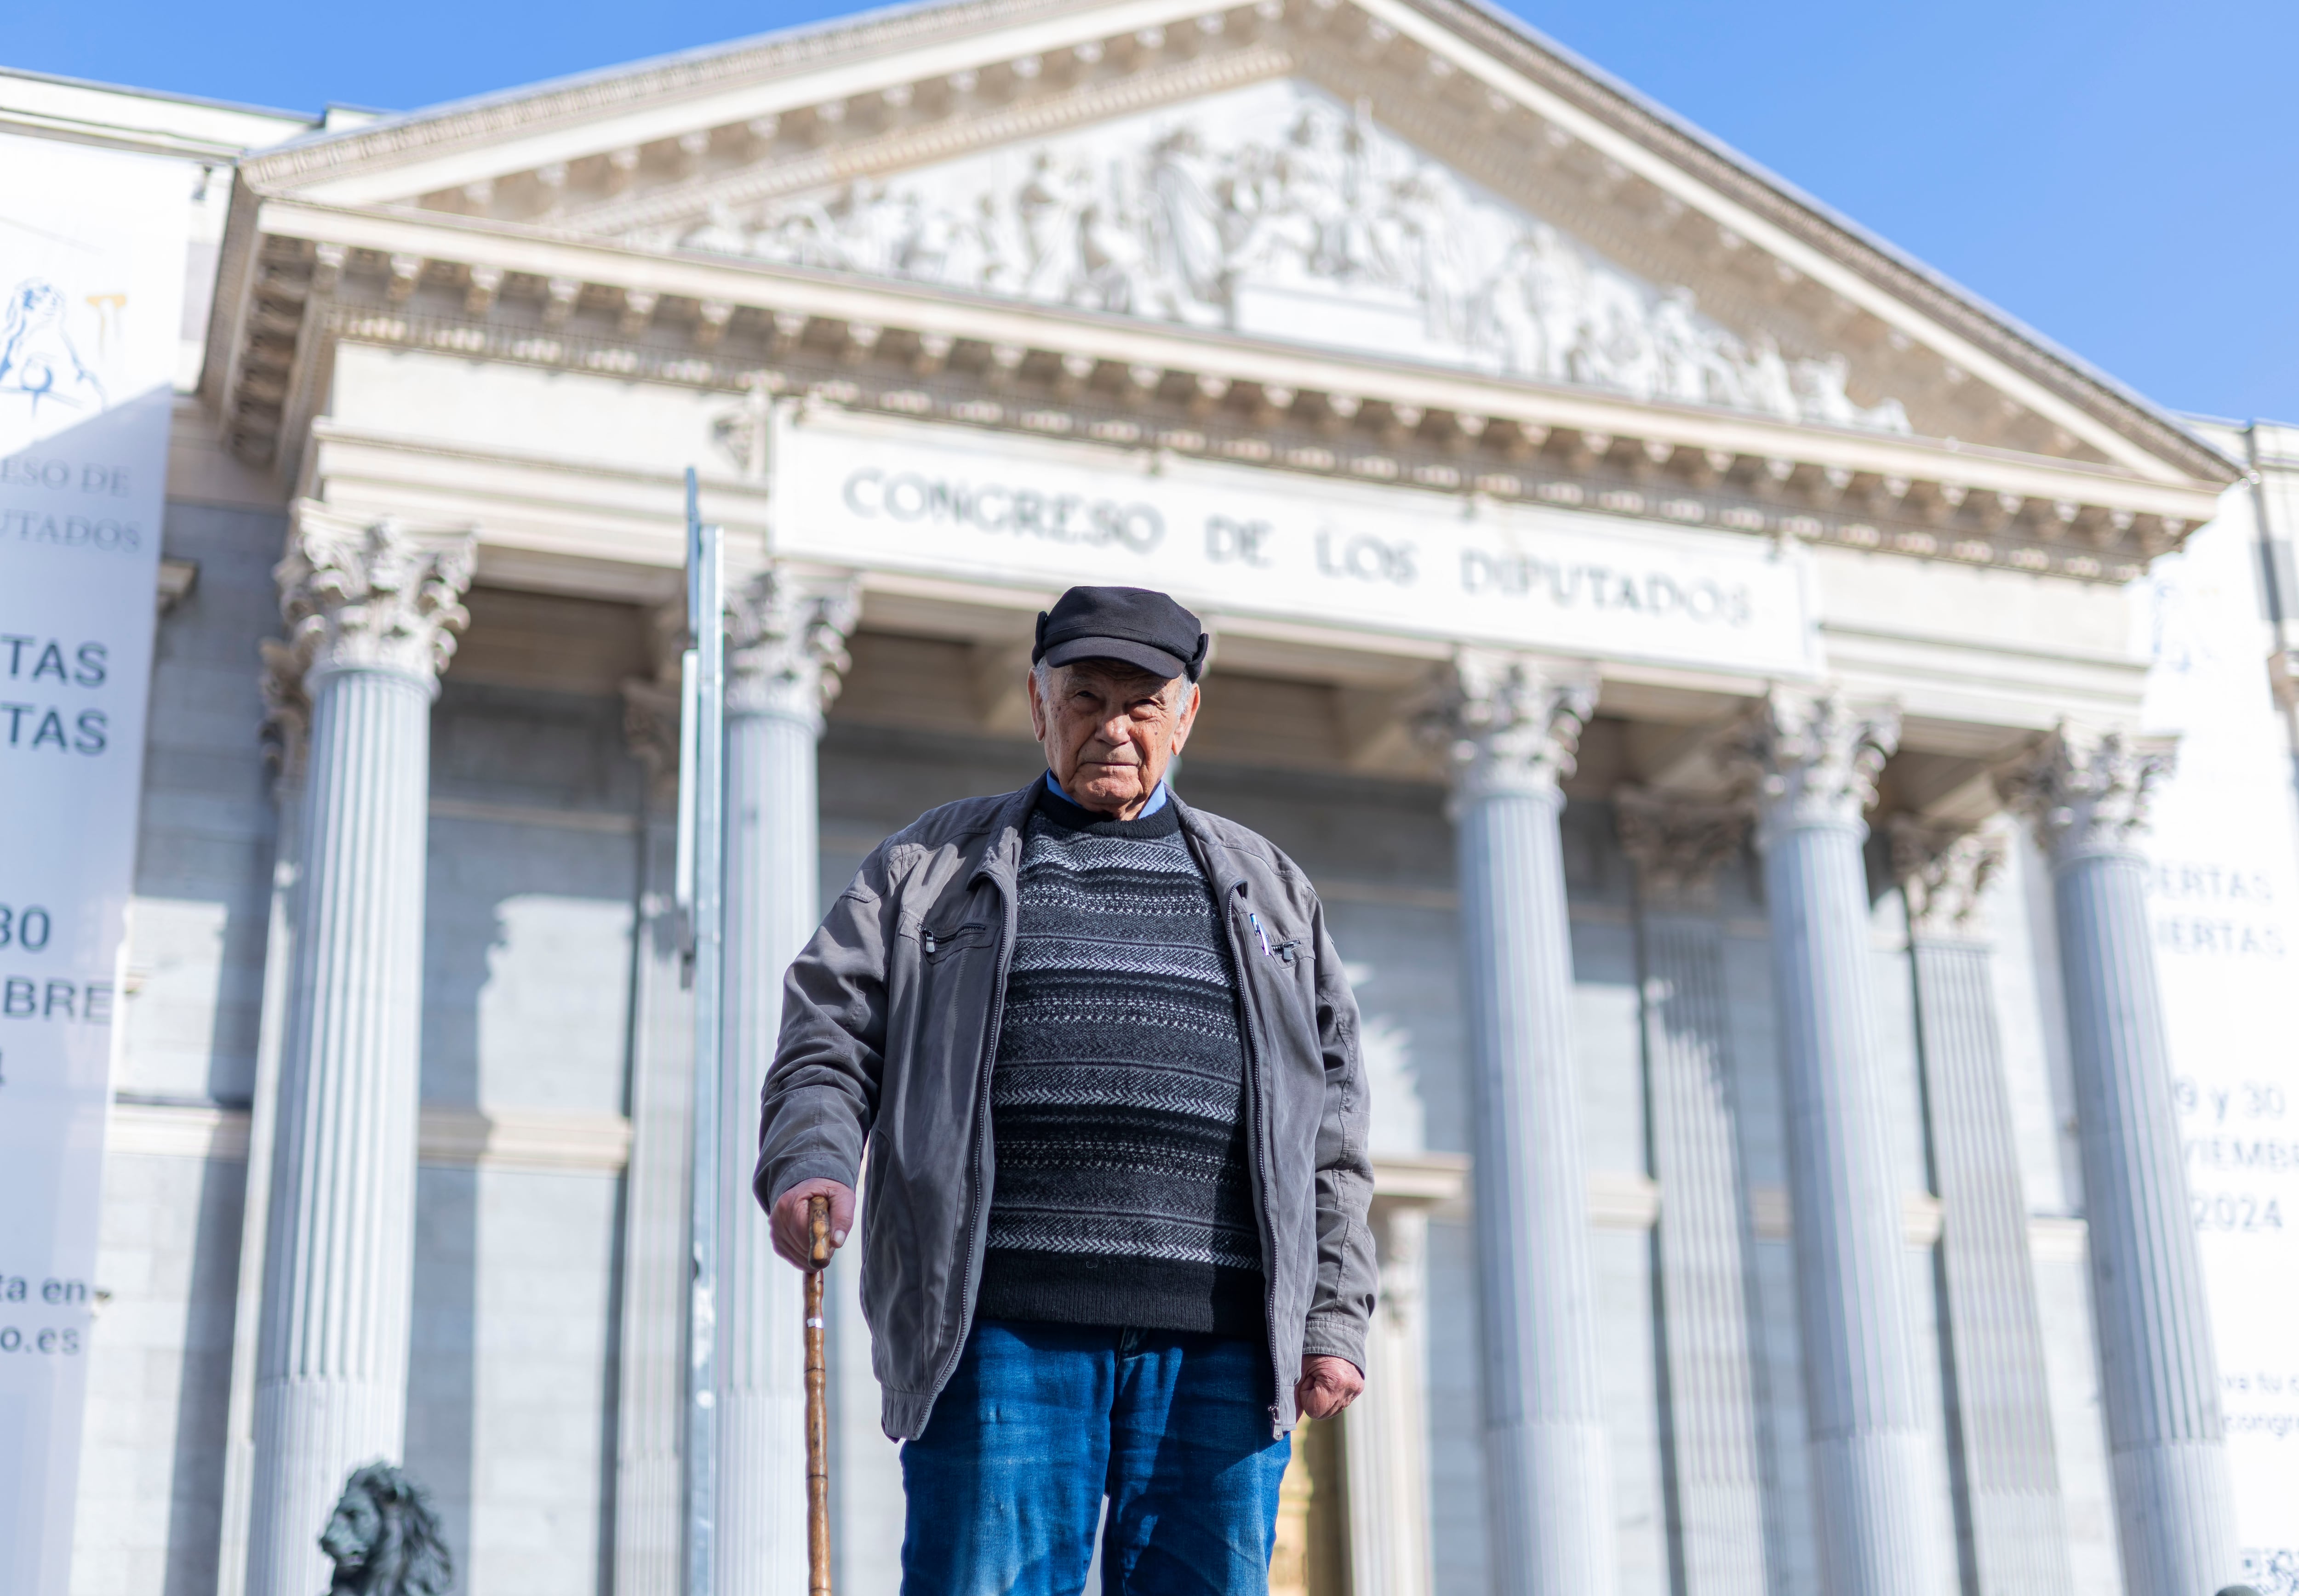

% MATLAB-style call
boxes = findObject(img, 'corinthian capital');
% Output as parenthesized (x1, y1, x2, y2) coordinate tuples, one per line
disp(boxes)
(1616, 788, 1749, 907)
(275, 508, 476, 687)
(1725, 687, 1899, 838)
(1420, 650, 1596, 803)
(1890, 818, 2006, 940)
(725, 566, 862, 728)
(257, 637, 311, 789)
(2000, 724, 2176, 863)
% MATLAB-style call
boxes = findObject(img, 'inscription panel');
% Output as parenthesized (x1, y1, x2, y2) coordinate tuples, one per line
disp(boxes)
(776, 410, 1821, 678)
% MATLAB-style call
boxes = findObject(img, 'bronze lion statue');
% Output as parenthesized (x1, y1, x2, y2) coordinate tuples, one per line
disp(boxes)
(320, 1463, 454, 1596)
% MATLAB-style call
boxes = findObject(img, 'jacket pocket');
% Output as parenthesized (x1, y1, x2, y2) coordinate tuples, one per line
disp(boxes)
(1227, 906, 1314, 1094)
(920, 920, 993, 962)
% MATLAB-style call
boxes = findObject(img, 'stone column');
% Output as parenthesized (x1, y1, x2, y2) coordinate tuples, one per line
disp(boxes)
(1893, 820, 2076, 1595)
(718, 566, 859, 1596)
(1727, 689, 1938, 1596)
(216, 645, 313, 1596)
(1615, 792, 1773, 1596)
(1430, 650, 1617, 1596)
(1344, 1158, 1467, 1596)
(2004, 729, 2236, 1596)
(613, 637, 695, 1596)
(247, 515, 473, 1596)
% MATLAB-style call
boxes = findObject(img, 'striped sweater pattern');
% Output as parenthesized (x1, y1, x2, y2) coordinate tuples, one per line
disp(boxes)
(974, 790, 1267, 1339)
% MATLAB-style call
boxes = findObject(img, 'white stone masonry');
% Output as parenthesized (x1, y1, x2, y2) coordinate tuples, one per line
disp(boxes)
(1617, 791, 1773, 1596)
(1345, 1172, 1461, 1596)
(1892, 821, 2077, 1596)
(1429, 650, 1618, 1596)
(717, 566, 860, 1596)
(1728, 689, 1939, 1596)
(2004, 729, 2236, 1596)
(615, 662, 695, 1596)
(246, 516, 474, 1596)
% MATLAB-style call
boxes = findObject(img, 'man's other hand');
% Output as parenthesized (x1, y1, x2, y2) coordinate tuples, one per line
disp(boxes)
(1294, 1355, 1363, 1420)
(770, 1178, 855, 1271)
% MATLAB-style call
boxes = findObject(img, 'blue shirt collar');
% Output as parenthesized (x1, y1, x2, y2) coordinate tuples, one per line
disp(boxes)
(1045, 770, 1169, 817)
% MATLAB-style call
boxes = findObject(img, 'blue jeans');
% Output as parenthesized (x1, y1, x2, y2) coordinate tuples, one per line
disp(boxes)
(900, 1321, 1290, 1596)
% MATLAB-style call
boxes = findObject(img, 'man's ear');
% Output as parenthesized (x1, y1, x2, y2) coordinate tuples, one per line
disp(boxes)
(1025, 665, 1048, 741)
(1169, 680, 1201, 754)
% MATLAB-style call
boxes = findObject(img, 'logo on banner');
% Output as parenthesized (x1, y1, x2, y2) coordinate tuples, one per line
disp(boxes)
(0, 280, 110, 416)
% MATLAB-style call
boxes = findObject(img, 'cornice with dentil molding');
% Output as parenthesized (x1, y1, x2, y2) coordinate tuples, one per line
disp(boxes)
(238, 0, 1075, 185)
(222, 0, 2226, 490)
(1725, 686, 1899, 838)
(1890, 817, 2006, 940)
(273, 509, 477, 689)
(1998, 724, 2177, 864)
(248, 276, 2201, 593)
(208, 0, 2228, 583)
(725, 566, 864, 726)
(1418, 649, 1596, 804)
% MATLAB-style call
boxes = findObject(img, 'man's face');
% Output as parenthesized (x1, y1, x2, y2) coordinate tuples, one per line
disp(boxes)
(1028, 659, 1199, 818)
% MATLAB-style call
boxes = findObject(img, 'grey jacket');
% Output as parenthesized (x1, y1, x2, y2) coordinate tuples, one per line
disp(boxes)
(755, 782, 1377, 1441)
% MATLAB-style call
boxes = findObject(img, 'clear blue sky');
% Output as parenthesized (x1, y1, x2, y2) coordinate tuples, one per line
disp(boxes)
(11, 0, 2295, 426)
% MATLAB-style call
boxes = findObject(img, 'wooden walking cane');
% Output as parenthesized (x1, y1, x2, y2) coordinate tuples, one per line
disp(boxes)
(805, 1194, 834, 1596)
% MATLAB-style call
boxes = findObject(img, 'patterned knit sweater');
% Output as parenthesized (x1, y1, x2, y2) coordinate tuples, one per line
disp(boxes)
(973, 784, 1267, 1339)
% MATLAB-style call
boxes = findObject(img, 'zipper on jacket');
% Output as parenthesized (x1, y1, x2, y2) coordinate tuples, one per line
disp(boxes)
(1174, 801, 1289, 1437)
(1230, 883, 1289, 1439)
(925, 870, 1017, 1404)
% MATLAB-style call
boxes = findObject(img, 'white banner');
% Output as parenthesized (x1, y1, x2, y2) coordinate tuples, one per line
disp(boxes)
(2138, 498, 2299, 1583)
(0, 133, 187, 1596)
(777, 407, 1823, 678)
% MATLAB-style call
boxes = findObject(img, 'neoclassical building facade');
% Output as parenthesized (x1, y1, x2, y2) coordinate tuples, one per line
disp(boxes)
(26, 2, 2299, 1595)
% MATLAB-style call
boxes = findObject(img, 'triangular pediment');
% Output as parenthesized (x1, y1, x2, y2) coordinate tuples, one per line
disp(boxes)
(232, 0, 2231, 487)
(617, 78, 1916, 436)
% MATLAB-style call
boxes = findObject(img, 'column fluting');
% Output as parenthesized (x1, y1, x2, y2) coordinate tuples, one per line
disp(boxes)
(1616, 792, 1773, 1596)
(1344, 1176, 1461, 1596)
(246, 516, 473, 1596)
(1431, 651, 1617, 1596)
(718, 568, 859, 1596)
(214, 645, 312, 1596)
(614, 658, 696, 1596)
(2004, 729, 2236, 1596)
(1728, 689, 1937, 1596)
(1893, 821, 2076, 1595)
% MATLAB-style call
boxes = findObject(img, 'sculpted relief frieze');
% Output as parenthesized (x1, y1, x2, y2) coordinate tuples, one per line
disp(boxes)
(661, 80, 1910, 434)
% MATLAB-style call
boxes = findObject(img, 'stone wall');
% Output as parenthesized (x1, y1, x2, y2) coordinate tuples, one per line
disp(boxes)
(406, 679, 641, 1594)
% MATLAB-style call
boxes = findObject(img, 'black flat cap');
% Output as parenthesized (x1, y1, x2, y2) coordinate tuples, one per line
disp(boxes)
(1032, 586, 1209, 682)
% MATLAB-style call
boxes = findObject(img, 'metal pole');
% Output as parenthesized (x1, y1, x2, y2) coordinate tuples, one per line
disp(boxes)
(682, 467, 727, 1596)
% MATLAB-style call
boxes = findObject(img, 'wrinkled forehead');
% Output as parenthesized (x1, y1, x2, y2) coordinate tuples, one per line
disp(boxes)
(1047, 658, 1186, 700)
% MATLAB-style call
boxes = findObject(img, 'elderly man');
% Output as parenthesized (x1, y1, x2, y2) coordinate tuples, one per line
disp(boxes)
(755, 584, 1376, 1595)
